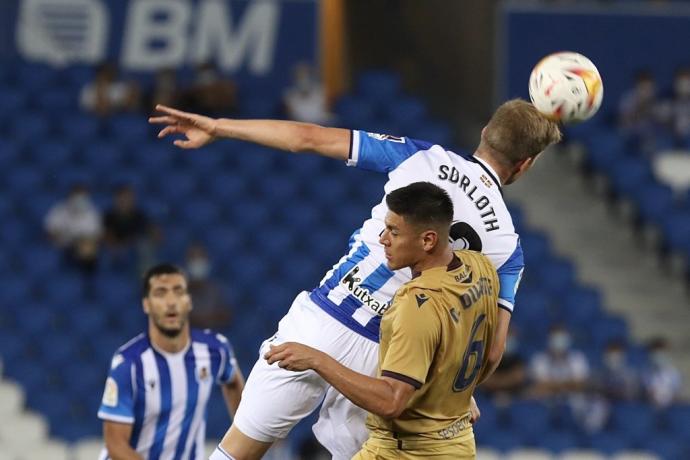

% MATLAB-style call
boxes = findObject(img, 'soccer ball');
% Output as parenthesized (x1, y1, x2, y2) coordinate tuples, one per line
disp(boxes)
(528, 51, 603, 123)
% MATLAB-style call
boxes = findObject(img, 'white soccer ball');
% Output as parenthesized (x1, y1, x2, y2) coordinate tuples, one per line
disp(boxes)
(528, 51, 603, 124)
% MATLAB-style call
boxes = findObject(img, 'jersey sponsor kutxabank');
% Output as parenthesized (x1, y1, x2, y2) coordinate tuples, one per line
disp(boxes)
(97, 329, 238, 460)
(309, 131, 523, 342)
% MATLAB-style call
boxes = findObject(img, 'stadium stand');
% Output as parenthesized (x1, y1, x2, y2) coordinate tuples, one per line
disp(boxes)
(0, 63, 687, 459)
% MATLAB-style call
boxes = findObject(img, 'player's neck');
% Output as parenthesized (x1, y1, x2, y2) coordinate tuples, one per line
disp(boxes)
(411, 247, 455, 275)
(149, 326, 191, 354)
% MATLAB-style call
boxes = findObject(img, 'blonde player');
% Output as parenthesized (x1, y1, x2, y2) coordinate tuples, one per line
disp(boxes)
(265, 182, 499, 459)
(150, 100, 560, 460)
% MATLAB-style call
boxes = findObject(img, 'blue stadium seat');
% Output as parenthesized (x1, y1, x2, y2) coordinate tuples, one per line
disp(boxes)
(39, 273, 85, 305)
(0, 219, 32, 247)
(66, 303, 109, 337)
(609, 156, 653, 197)
(0, 276, 32, 307)
(152, 170, 198, 201)
(33, 88, 76, 112)
(107, 114, 152, 142)
(240, 95, 277, 118)
(334, 95, 375, 127)
(587, 432, 630, 455)
(661, 211, 690, 253)
(180, 199, 221, 231)
(518, 231, 551, 267)
(227, 198, 272, 228)
(384, 96, 428, 131)
(11, 113, 52, 143)
(203, 172, 247, 203)
(535, 257, 576, 298)
(96, 274, 138, 308)
(0, 88, 27, 113)
(511, 290, 552, 340)
(661, 404, 690, 438)
(257, 175, 301, 201)
(6, 166, 47, 196)
(0, 330, 28, 368)
(590, 314, 629, 347)
(536, 430, 579, 453)
(28, 139, 77, 168)
(82, 140, 128, 173)
(561, 286, 603, 329)
(409, 121, 453, 147)
(15, 302, 55, 336)
(507, 400, 551, 442)
(609, 402, 657, 439)
(583, 131, 625, 175)
(356, 70, 401, 105)
(21, 245, 62, 279)
(15, 62, 58, 92)
(630, 181, 676, 225)
(131, 143, 176, 172)
(638, 434, 686, 460)
(182, 144, 226, 173)
(57, 114, 102, 143)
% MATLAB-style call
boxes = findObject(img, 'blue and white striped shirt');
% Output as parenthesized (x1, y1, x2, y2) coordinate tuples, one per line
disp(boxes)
(98, 329, 237, 460)
(310, 130, 524, 342)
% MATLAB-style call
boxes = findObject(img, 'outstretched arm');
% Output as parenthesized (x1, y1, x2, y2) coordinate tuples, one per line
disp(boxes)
(265, 343, 415, 419)
(149, 104, 350, 160)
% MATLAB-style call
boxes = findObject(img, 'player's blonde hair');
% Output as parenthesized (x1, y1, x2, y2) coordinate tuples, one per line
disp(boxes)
(481, 99, 562, 165)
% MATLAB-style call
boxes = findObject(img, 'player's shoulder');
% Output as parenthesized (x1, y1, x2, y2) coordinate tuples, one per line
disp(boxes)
(114, 333, 149, 362)
(191, 328, 232, 350)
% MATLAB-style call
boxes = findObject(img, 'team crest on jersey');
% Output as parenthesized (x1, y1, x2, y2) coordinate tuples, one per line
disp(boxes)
(102, 377, 118, 407)
(198, 366, 210, 381)
(341, 265, 390, 316)
(366, 132, 405, 143)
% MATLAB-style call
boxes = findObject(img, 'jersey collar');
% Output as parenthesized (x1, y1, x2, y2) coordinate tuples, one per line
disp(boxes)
(472, 156, 503, 190)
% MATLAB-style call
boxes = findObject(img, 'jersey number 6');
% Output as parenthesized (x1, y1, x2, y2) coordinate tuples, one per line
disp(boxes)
(452, 314, 486, 392)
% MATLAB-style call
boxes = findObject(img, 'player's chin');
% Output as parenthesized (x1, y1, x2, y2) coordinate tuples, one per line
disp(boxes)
(385, 260, 402, 271)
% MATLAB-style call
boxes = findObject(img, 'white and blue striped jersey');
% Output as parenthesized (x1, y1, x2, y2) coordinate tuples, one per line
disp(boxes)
(309, 130, 524, 342)
(97, 329, 238, 460)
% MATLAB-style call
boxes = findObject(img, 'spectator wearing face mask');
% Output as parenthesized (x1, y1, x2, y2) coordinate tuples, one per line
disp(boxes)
(185, 243, 232, 330)
(282, 62, 333, 125)
(642, 337, 682, 408)
(480, 327, 528, 400)
(656, 66, 690, 145)
(528, 325, 590, 400)
(593, 341, 640, 402)
(618, 70, 665, 154)
(44, 184, 102, 273)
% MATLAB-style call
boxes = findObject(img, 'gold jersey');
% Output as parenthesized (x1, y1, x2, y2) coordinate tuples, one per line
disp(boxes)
(366, 249, 499, 443)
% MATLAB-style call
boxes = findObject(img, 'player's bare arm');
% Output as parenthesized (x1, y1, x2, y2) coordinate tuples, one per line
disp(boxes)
(477, 308, 510, 385)
(221, 367, 245, 418)
(103, 421, 145, 460)
(265, 342, 415, 419)
(149, 104, 350, 160)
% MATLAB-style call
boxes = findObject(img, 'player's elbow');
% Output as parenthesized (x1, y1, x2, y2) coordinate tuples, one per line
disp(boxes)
(288, 123, 321, 153)
(487, 341, 505, 368)
(375, 399, 406, 420)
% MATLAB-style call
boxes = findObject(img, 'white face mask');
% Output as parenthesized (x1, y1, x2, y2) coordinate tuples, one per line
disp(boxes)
(69, 194, 90, 212)
(549, 332, 571, 353)
(188, 259, 210, 280)
(505, 336, 518, 354)
(652, 351, 671, 367)
(675, 77, 690, 98)
(605, 351, 625, 369)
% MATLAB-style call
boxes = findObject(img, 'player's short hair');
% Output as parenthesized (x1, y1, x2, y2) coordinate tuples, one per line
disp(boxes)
(386, 182, 453, 233)
(482, 98, 562, 165)
(142, 263, 186, 297)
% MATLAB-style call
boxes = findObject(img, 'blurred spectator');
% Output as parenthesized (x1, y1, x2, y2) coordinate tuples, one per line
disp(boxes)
(44, 184, 102, 273)
(528, 325, 590, 399)
(79, 62, 141, 116)
(642, 337, 682, 408)
(185, 243, 232, 330)
(667, 66, 690, 143)
(480, 328, 528, 400)
(103, 185, 156, 269)
(618, 69, 664, 153)
(592, 341, 641, 402)
(186, 61, 238, 114)
(282, 62, 332, 125)
(146, 68, 181, 111)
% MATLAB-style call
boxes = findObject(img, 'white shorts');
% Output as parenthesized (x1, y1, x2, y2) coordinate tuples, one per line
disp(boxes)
(232, 291, 379, 460)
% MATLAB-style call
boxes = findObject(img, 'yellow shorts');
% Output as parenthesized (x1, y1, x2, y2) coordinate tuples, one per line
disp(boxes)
(351, 432, 476, 460)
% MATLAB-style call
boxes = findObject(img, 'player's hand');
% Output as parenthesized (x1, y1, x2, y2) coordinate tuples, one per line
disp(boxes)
(469, 396, 481, 424)
(264, 342, 320, 372)
(149, 104, 217, 149)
